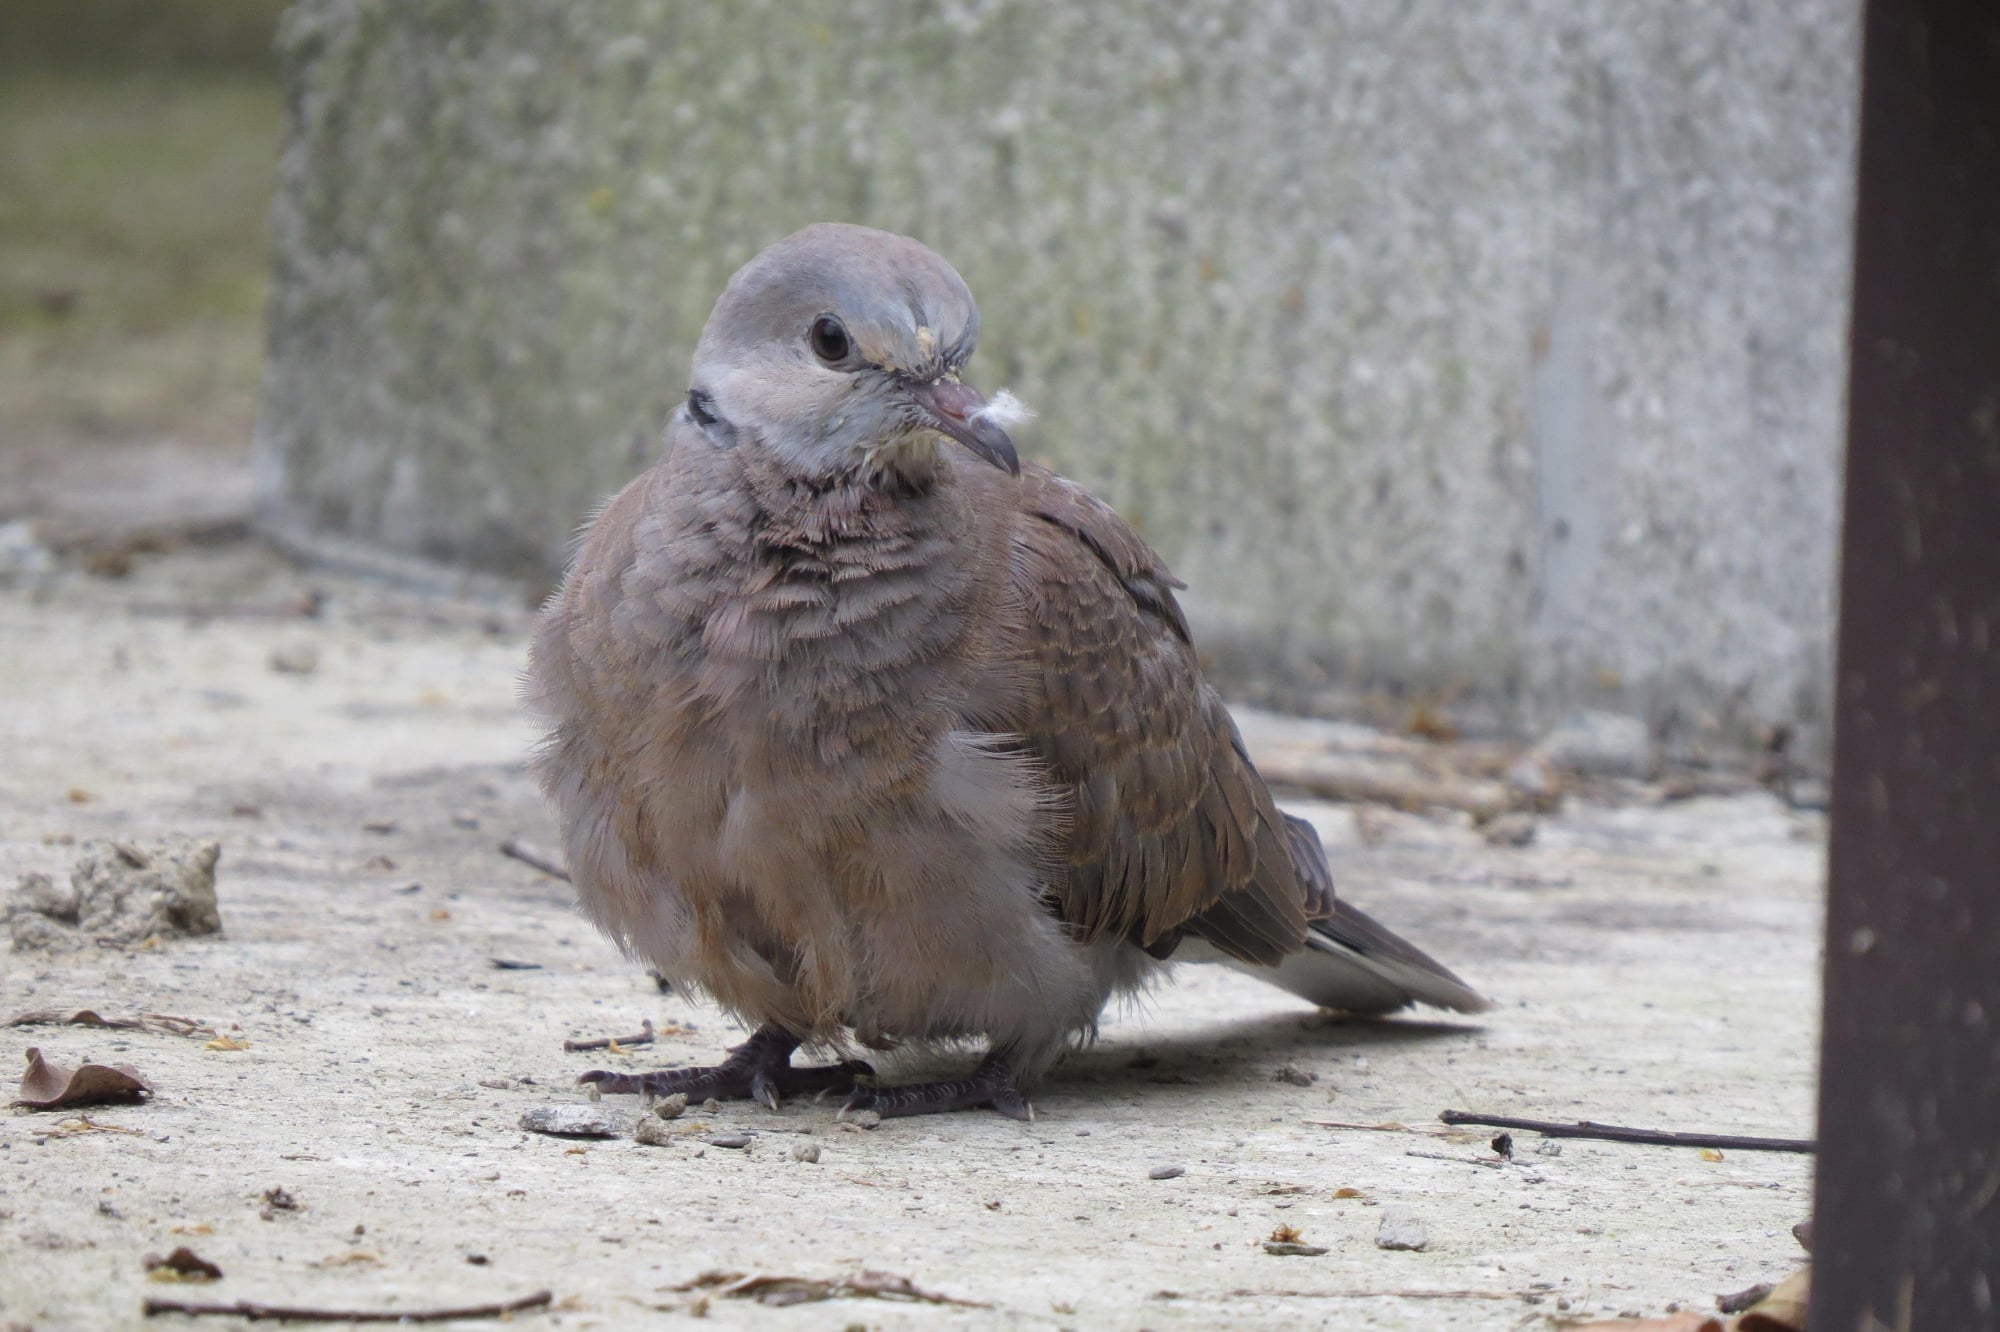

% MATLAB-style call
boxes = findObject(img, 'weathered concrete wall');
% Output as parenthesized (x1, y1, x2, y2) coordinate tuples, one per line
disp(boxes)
(256, 0, 1859, 759)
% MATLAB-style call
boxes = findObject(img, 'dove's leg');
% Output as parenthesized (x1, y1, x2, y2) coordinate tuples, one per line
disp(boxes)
(840, 1051, 1033, 1122)
(578, 1023, 872, 1110)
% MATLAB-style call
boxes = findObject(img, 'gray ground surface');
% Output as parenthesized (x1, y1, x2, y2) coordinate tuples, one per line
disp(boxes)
(1, 542, 1821, 1331)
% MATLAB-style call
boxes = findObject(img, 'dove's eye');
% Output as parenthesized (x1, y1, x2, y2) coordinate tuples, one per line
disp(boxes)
(809, 316, 851, 364)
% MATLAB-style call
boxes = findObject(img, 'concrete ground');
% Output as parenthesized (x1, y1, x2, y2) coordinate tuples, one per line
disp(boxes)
(0, 538, 1822, 1331)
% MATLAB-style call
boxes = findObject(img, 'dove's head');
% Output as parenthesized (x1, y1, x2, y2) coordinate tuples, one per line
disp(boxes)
(686, 223, 1028, 480)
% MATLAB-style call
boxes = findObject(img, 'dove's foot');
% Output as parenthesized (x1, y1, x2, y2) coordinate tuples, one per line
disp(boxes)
(578, 1022, 872, 1110)
(840, 1053, 1034, 1122)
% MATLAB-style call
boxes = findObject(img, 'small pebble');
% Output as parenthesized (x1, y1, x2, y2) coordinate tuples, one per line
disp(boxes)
(841, 1109, 882, 1130)
(1534, 1141, 1564, 1157)
(1375, 1203, 1430, 1251)
(1272, 1064, 1314, 1087)
(519, 1105, 620, 1138)
(706, 1133, 753, 1149)
(1482, 812, 1538, 847)
(1262, 1241, 1328, 1257)
(268, 643, 320, 675)
(700, 1098, 722, 1113)
(632, 1117, 675, 1147)
(789, 1143, 821, 1163)
(1148, 1165, 1185, 1181)
(653, 1092, 689, 1120)
(465, 1253, 489, 1265)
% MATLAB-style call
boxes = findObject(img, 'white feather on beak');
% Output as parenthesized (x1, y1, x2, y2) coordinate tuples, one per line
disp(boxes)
(970, 389, 1035, 431)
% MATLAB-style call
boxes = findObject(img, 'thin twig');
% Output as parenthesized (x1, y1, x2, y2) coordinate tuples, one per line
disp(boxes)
(1227, 1288, 1519, 1301)
(7, 1010, 215, 1039)
(1302, 1119, 1451, 1137)
(563, 1019, 655, 1053)
(1252, 752, 1518, 820)
(1404, 1149, 1504, 1169)
(1439, 1110, 1815, 1154)
(499, 837, 571, 882)
(142, 1289, 552, 1322)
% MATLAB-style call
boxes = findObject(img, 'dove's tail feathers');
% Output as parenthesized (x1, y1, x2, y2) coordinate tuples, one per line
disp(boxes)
(1223, 899, 1491, 1016)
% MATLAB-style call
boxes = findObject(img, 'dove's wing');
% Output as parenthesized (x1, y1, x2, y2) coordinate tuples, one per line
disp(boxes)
(994, 466, 1328, 967)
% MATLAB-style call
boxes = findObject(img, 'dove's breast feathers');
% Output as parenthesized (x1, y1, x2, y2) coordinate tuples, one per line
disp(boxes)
(527, 426, 1134, 1065)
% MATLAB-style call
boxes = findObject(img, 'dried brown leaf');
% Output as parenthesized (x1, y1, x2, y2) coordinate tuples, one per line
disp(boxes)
(146, 1247, 223, 1282)
(13, 1047, 152, 1110)
(666, 1269, 984, 1308)
(1735, 1267, 1809, 1332)
(1262, 1241, 1330, 1256)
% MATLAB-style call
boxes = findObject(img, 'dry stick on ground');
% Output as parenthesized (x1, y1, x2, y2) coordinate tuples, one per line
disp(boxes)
(1228, 1288, 1519, 1301)
(499, 837, 571, 882)
(1302, 1119, 1454, 1137)
(141, 1289, 552, 1322)
(1439, 1110, 1816, 1154)
(563, 1018, 656, 1053)
(1404, 1149, 1506, 1169)
(6, 1010, 214, 1039)
(1251, 752, 1520, 821)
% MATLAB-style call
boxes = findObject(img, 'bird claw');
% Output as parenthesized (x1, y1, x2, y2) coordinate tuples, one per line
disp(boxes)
(837, 1055, 1032, 1121)
(573, 1025, 868, 1110)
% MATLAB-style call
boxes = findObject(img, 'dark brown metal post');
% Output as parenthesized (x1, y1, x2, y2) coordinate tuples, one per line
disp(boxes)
(1814, 1, 2000, 1327)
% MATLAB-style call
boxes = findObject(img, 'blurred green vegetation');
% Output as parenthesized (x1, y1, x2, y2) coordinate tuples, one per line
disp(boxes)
(0, 0, 286, 446)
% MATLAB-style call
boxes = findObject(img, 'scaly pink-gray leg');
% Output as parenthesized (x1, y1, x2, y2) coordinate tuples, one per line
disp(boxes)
(579, 1023, 871, 1110)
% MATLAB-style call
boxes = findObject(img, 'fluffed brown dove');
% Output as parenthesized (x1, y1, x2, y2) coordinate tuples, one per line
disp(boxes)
(526, 223, 1485, 1120)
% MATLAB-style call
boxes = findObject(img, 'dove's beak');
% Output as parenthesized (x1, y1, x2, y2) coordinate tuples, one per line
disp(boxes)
(905, 379, 1020, 476)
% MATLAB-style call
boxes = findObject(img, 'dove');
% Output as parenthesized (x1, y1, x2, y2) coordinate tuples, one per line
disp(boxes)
(525, 223, 1485, 1120)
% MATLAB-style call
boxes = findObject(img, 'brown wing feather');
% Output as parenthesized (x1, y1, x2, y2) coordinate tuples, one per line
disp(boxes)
(998, 466, 1310, 966)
